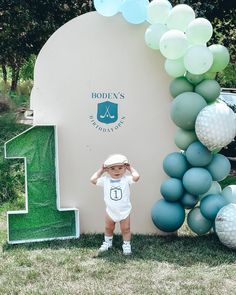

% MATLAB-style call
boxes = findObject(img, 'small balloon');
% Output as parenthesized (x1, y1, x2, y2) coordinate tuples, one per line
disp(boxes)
(185, 72, 204, 85)
(145, 23, 168, 50)
(94, 0, 122, 17)
(184, 45, 213, 75)
(208, 44, 230, 72)
(147, 0, 172, 24)
(169, 77, 194, 98)
(167, 4, 195, 32)
(195, 79, 221, 103)
(174, 128, 198, 150)
(187, 207, 213, 235)
(186, 18, 213, 45)
(121, 0, 149, 24)
(165, 58, 186, 77)
(160, 29, 188, 60)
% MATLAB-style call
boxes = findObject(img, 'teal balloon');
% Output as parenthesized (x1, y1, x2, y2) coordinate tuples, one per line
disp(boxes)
(145, 23, 167, 50)
(151, 199, 185, 232)
(208, 44, 230, 72)
(170, 92, 207, 130)
(169, 77, 194, 98)
(186, 141, 213, 167)
(195, 79, 221, 103)
(180, 192, 199, 209)
(187, 207, 213, 235)
(183, 167, 212, 195)
(185, 72, 204, 85)
(175, 128, 198, 150)
(121, 0, 149, 24)
(163, 152, 189, 179)
(94, 0, 122, 16)
(160, 178, 184, 201)
(200, 193, 227, 220)
(206, 154, 231, 181)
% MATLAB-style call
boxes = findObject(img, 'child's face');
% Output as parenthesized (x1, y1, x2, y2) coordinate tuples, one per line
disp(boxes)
(106, 164, 126, 179)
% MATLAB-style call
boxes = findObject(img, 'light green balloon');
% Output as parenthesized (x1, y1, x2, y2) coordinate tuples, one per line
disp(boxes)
(167, 4, 195, 31)
(165, 58, 186, 77)
(169, 77, 194, 98)
(160, 29, 188, 60)
(208, 44, 230, 72)
(171, 92, 207, 130)
(184, 45, 213, 75)
(186, 18, 213, 45)
(147, 0, 172, 24)
(145, 23, 168, 50)
(174, 128, 198, 150)
(222, 185, 236, 204)
(185, 72, 204, 85)
(195, 79, 221, 103)
(199, 181, 222, 200)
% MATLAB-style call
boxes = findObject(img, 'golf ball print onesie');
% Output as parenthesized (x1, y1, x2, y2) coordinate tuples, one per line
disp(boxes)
(96, 175, 134, 222)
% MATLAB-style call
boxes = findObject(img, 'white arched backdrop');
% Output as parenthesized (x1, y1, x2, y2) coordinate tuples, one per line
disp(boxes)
(31, 11, 177, 234)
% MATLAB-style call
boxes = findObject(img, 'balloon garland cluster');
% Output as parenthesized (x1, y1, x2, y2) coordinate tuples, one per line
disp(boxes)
(93, 0, 236, 242)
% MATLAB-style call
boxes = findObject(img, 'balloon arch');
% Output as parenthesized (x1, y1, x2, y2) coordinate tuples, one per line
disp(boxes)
(94, 0, 236, 246)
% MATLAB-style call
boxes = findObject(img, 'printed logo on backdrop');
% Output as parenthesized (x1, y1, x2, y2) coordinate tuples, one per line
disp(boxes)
(89, 92, 126, 133)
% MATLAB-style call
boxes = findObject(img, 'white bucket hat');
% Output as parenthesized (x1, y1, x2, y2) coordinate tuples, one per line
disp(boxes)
(104, 154, 129, 168)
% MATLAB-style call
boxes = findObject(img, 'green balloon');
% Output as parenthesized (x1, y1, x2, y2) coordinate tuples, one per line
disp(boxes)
(185, 72, 204, 85)
(208, 44, 230, 72)
(145, 23, 167, 50)
(187, 207, 213, 235)
(171, 92, 207, 130)
(203, 71, 217, 80)
(169, 77, 194, 98)
(174, 128, 198, 150)
(195, 79, 221, 103)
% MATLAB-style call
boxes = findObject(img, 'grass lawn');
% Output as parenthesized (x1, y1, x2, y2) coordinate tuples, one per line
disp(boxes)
(0, 201, 236, 295)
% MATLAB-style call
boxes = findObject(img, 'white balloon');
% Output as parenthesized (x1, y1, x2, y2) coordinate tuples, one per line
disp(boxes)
(167, 4, 195, 32)
(147, 0, 172, 24)
(184, 45, 213, 75)
(186, 18, 213, 45)
(195, 101, 236, 151)
(164, 58, 186, 77)
(145, 23, 168, 50)
(160, 29, 188, 60)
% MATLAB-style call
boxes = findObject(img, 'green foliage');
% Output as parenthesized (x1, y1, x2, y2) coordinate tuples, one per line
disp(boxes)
(19, 55, 36, 81)
(216, 63, 236, 88)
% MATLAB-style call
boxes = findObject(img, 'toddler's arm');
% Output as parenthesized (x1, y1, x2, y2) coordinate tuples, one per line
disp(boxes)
(90, 166, 106, 185)
(126, 164, 140, 182)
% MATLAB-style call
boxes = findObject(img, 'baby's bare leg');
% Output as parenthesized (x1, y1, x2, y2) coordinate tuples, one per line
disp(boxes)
(120, 215, 131, 241)
(105, 213, 115, 236)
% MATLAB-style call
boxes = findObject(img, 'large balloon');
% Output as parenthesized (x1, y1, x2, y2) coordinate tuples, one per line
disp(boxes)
(206, 154, 231, 181)
(163, 152, 189, 178)
(145, 23, 168, 50)
(165, 58, 186, 78)
(184, 45, 213, 75)
(208, 44, 230, 72)
(160, 30, 188, 60)
(147, 0, 172, 24)
(195, 101, 236, 151)
(194, 79, 221, 103)
(187, 207, 213, 235)
(167, 4, 195, 32)
(186, 141, 213, 167)
(174, 128, 198, 150)
(200, 193, 227, 220)
(169, 77, 194, 98)
(160, 178, 184, 201)
(94, 0, 122, 17)
(171, 92, 207, 130)
(186, 18, 213, 45)
(121, 0, 149, 24)
(151, 199, 185, 232)
(183, 167, 212, 195)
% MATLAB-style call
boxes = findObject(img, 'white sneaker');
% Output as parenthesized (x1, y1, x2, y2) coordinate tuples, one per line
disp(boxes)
(98, 241, 112, 253)
(122, 243, 132, 255)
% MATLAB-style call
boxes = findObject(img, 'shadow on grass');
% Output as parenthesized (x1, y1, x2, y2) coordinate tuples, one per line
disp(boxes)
(2, 233, 236, 267)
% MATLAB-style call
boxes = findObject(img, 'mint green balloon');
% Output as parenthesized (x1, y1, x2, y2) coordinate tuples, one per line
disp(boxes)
(160, 29, 188, 60)
(165, 58, 186, 77)
(171, 92, 207, 130)
(145, 23, 168, 50)
(167, 4, 195, 32)
(186, 18, 213, 45)
(174, 128, 198, 150)
(208, 44, 230, 72)
(169, 77, 194, 98)
(184, 45, 213, 75)
(195, 79, 221, 103)
(185, 72, 204, 85)
(147, 0, 172, 24)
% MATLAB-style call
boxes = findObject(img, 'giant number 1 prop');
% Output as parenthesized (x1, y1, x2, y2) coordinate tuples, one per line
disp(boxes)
(5, 125, 79, 244)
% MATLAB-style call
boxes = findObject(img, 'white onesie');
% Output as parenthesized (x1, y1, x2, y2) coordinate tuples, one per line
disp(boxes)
(96, 175, 134, 222)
